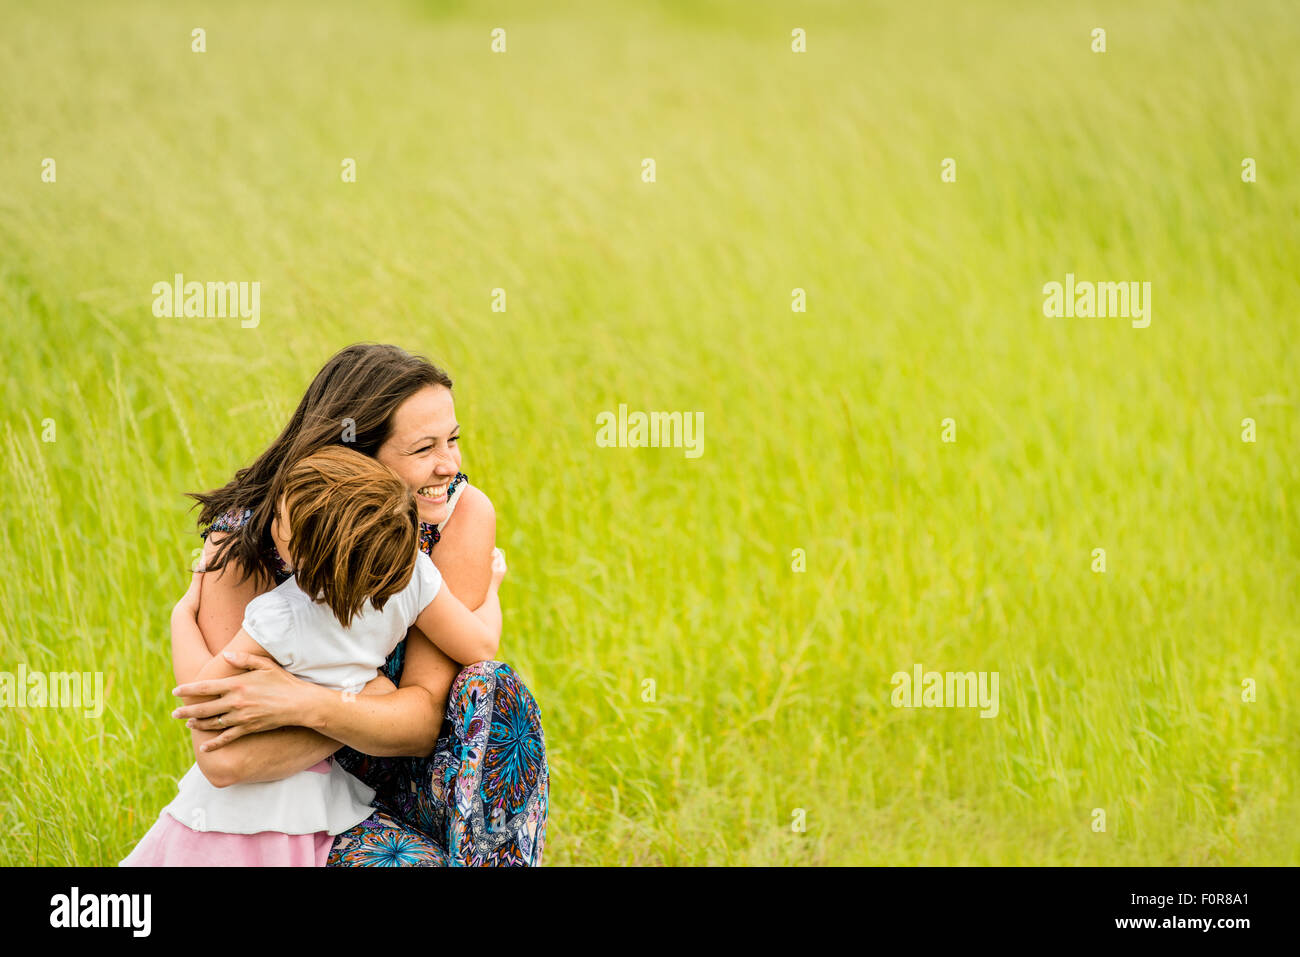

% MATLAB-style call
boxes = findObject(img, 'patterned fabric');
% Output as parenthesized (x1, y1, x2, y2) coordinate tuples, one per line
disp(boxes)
(199, 471, 548, 866)
(322, 808, 448, 867)
(419, 472, 467, 552)
(330, 661, 547, 866)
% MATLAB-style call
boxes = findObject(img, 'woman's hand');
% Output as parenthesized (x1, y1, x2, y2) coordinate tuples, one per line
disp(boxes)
(171, 649, 327, 752)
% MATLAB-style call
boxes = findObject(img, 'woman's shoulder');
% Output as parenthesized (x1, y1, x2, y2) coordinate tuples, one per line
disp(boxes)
(432, 483, 494, 571)
(442, 481, 495, 544)
(451, 482, 494, 524)
(418, 474, 493, 553)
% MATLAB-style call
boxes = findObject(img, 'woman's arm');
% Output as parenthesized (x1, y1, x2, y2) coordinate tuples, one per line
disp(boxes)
(171, 534, 262, 686)
(171, 572, 209, 687)
(181, 629, 313, 785)
(179, 648, 443, 756)
(193, 670, 398, 787)
(182, 630, 401, 786)
(431, 484, 496, 616)
(375, 485, 500, 729)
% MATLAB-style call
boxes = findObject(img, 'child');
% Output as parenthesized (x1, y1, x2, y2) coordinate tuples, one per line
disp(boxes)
(121, 446, 506, 866)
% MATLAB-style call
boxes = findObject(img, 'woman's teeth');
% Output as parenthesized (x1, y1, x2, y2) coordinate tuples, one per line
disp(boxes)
(419, 484, 448, 498)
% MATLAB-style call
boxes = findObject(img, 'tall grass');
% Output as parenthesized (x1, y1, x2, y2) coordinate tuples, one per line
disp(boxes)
(1, 0, 1297, 865)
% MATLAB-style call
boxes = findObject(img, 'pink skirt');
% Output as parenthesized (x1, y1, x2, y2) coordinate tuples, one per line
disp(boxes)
(120, 813, 335, 867)
(121, 759, 339, 867)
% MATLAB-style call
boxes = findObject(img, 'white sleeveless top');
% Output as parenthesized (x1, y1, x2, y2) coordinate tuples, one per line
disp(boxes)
(163, 551, 444, 835)
(438, 477, 466, 533)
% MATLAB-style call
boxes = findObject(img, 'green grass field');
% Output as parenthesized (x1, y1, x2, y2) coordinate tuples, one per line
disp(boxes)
(1, 0, 1297, 866)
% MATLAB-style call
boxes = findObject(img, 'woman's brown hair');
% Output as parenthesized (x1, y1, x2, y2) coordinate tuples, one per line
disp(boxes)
(191, 343, 453, 586)
(279, 447, 419, 627)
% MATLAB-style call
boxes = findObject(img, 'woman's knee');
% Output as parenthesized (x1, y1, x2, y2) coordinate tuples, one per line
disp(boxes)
(449, 659, 510, 697)
(445, 661, 540, 726)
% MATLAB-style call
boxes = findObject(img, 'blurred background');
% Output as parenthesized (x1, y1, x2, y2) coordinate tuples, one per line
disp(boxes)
(0, 0, 1296, 864)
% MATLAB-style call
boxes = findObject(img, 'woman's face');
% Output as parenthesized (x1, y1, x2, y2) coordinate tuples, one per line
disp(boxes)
(376, 384, 462, 526)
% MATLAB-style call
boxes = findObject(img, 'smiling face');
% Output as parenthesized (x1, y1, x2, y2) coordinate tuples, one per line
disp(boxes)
(375, 384, 462, 526)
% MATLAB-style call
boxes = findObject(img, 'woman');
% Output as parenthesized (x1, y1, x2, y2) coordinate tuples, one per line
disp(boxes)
(168, 343, 547, 866)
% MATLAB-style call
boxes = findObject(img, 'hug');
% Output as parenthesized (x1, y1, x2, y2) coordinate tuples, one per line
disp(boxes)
(121, 343, 548, 866)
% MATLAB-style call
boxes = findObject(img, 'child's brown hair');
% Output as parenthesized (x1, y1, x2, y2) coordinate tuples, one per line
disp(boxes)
(278, 446, 419, 626)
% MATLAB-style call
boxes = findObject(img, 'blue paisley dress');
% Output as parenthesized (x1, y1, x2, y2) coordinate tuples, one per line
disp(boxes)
(201, 472, 548, 866)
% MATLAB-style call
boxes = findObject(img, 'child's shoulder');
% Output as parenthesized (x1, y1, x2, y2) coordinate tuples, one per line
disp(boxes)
(246, 576, 322, 630)
(377, 551, 442, 629)
(409, 550, 444, 608)
(412, 549, 442, 589)
(242, 578, 322, 660)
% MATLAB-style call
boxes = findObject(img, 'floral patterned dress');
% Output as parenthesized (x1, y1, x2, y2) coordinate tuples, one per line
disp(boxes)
(201, 472, 548, 866)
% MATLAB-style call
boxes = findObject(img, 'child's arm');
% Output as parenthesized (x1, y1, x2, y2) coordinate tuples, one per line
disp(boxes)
(470, 548, 507, 637)
(414, 548, 507, 666)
